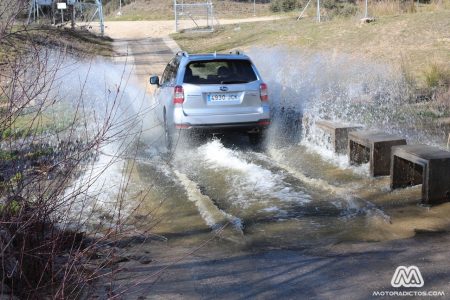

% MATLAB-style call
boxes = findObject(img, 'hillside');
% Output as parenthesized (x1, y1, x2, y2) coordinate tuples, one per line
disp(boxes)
(173, 9, 450, 87)
(104, 0, 273, 21)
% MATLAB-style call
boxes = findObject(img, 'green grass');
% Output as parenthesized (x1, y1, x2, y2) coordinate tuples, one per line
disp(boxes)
(423, 63, 450, 88)
(1, 114, 57, 140)
(1, 26, 113, 142)
(0, 199, 23, 216)
(0, 101, 74, 140)
(0, 150, 19, 161)
(0, 146, 54, 173)
(172, 9, 450, 86)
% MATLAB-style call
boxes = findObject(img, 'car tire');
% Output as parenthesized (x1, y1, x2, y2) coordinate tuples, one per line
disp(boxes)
(164, 113, 174, 151)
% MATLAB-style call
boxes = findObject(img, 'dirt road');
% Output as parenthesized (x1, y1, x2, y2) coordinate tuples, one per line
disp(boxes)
(108, 17, 282, 86)
(104, 17, 282, 40)
(94, 19, 450, 299)
(97, 234, 450, 299)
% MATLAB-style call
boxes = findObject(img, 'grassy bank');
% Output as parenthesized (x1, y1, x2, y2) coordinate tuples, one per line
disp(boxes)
(0, 23, 118, 298)
(104, 0, 273, 21)
(0, 26, 115, 63)
(1, 25, 115, 145)
(172, 9, 450, 87)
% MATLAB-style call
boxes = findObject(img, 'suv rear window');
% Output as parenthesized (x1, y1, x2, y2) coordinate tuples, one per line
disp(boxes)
(184, 59, 257, 84)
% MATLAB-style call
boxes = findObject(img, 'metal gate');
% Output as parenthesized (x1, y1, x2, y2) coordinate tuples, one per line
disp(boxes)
(174, 0, 215, 33)
(28, 0, 105, 36)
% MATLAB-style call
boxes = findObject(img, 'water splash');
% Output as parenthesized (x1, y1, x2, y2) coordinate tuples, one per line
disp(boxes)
(248, 46, 446, 148)
(48, 56, 165, 231)
(180, 139, 312, 209)
(174, 170, 243, 234)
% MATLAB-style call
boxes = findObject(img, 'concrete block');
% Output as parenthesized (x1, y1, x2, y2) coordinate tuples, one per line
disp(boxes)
(349, 130, 406, 177)
(391, 145, 450, 205)
(315, 120, 363, 154)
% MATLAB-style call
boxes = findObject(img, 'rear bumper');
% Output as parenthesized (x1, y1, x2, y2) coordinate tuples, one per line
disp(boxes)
(175, 119, 270, 131)
(172, 104, 271, 128)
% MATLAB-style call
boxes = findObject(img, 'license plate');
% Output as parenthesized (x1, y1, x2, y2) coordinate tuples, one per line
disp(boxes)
(207, 93, 240, 103)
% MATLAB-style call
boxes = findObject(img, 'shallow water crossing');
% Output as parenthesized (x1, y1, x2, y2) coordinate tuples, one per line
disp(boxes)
(58, 45, 450, 254)
(134, 135, 450, 251)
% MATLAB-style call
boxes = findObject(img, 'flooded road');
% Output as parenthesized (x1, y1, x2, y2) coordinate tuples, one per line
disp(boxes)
(109, 37, 450, 252)
(78, 35, 450, 298)
(130, 135, 450, 251)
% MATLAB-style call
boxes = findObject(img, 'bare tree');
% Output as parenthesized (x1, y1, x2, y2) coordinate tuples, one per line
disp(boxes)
(0, 2, 159, 298)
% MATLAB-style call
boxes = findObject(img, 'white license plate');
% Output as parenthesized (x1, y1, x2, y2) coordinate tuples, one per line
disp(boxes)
(208, 93, 240, 103)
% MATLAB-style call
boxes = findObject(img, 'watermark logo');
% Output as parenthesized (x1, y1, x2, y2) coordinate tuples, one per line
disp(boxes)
(391, 266, 424, 288)
(372, 266, 445, 297)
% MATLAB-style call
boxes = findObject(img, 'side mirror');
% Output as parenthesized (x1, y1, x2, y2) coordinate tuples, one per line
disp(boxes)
(150, 75, 160, 86)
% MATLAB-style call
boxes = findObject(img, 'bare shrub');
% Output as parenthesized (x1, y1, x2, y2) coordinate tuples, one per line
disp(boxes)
(270, 0, 299, 12)
(0, 2, 153, 299)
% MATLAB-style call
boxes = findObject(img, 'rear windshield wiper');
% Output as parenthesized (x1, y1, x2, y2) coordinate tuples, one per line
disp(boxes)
(220, 80, 249, 84)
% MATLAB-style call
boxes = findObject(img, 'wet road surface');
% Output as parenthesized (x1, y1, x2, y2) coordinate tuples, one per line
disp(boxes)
(91, 35, 450, 299)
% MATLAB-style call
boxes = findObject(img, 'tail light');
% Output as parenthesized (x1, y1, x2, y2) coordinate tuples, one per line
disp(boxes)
(173, 85, 184, 104)
(257, 119, 271, 126)
(175, 124, 190, 129)
(260, 83, 268, 102)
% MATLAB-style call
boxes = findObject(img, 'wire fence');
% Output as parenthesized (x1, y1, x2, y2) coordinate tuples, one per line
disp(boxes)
(28, 0, 105, 35)
(174, 1, 215, 32)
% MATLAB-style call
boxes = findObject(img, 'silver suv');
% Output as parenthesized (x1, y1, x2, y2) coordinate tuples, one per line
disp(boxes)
(150, 51, 271, 150)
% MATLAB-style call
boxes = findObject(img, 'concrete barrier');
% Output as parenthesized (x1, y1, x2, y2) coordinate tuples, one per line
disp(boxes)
(315, 120, 363, 154)
(348, 130, 406, 177)
(391, 145, 450, 205)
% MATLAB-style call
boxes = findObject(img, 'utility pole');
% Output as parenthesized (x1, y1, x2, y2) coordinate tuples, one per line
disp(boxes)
(364, 0, 368, 18)
(317, 0, 321, 22)
(174, 0, 178, 32)
(71, 4, 75, 29)
(52, 1, 56, 25)
(98, 0, 104, 36)
(253, 0, 256, 16)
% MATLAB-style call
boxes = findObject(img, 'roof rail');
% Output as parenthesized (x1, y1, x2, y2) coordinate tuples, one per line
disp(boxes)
(176, 51, 189, 57)
(229, 49, 244, 55)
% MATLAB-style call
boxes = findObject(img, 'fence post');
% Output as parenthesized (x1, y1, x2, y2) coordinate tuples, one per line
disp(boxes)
(174, 0, 178, 32)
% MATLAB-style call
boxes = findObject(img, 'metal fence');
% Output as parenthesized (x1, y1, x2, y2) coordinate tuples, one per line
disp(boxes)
(174, 1, 215, 32)
(28, 0, 105, 36)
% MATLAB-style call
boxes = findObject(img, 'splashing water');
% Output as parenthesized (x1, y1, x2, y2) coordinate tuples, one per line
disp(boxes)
(174, 139, 312, 211)
(38, 45, 450, 248)
(48, 55, 166, 231)
(248, 47, 446, 148)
